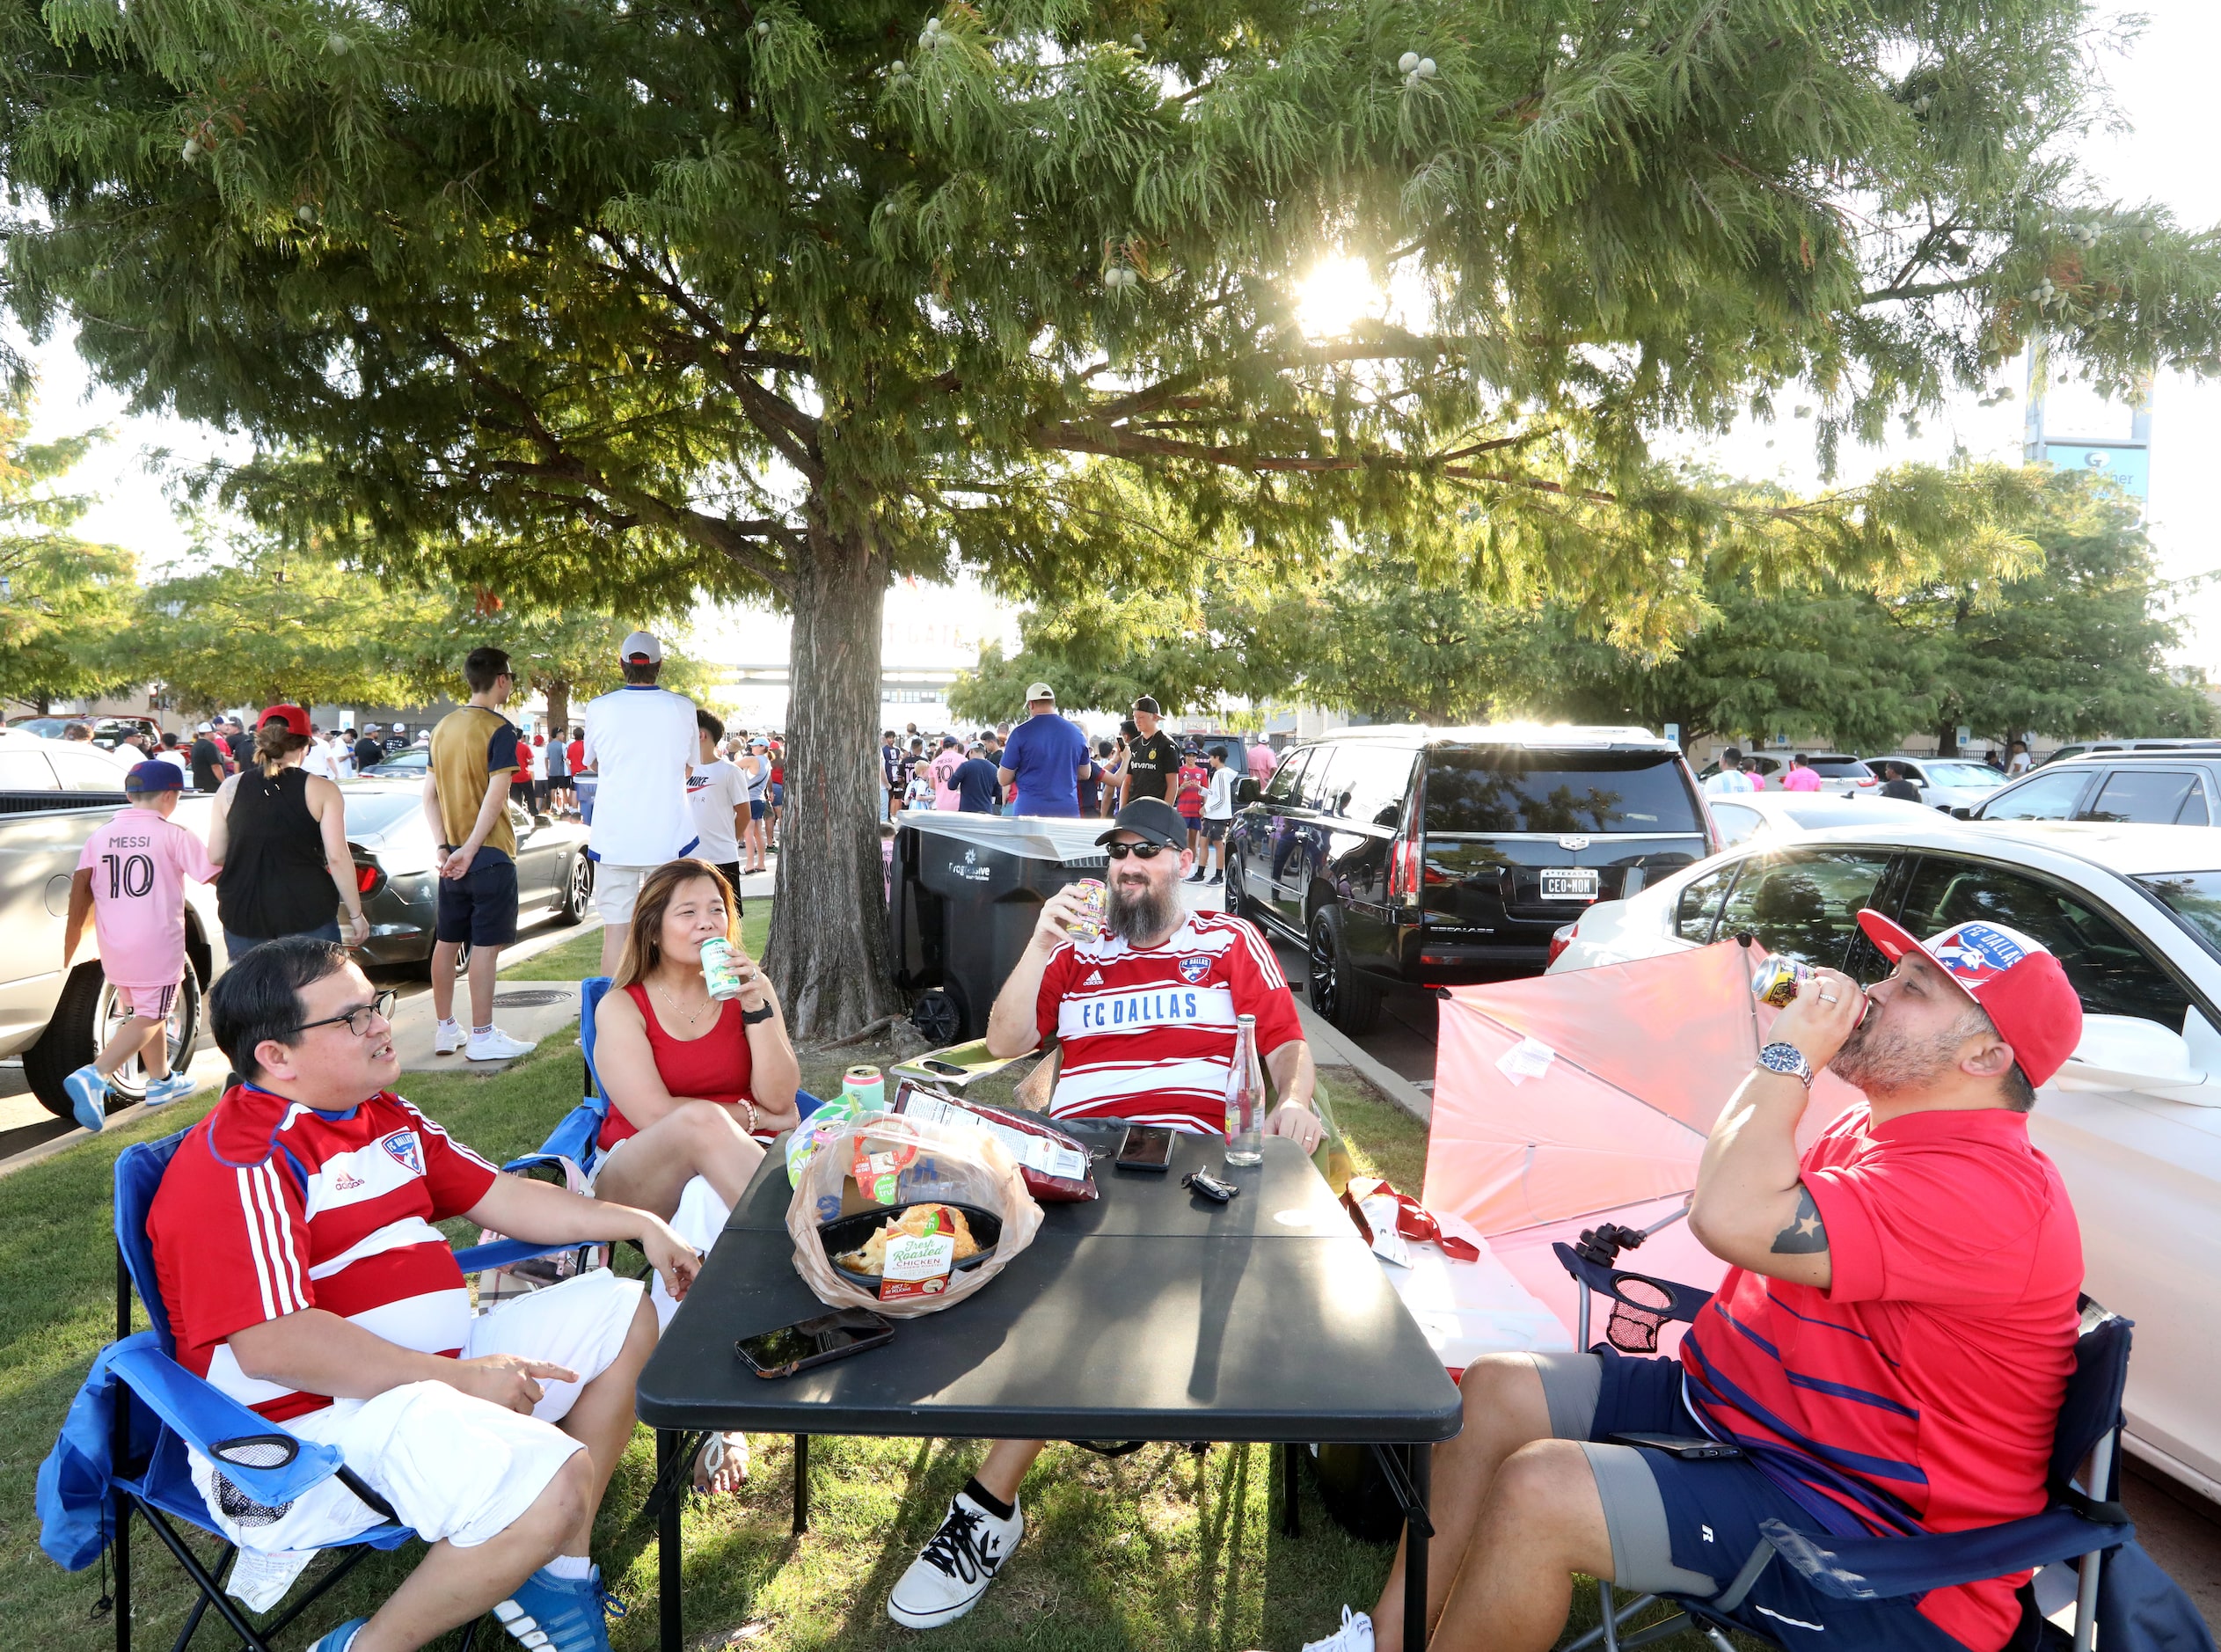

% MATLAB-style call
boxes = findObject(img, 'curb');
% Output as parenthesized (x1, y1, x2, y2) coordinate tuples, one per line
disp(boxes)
(1297, 999, 1433, 1125)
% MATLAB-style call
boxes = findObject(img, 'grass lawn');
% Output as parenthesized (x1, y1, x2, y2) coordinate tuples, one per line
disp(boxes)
(1, 1012, 1726, 1652)
(502, 902, 776, 983)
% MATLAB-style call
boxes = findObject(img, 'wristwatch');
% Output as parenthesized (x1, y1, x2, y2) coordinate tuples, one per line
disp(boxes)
(1757, 1041, 1815, 1088)
(742, 1002, 776, 1025)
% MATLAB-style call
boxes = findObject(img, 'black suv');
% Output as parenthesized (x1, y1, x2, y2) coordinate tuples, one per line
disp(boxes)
(1973, 750, 2221, 827)
(1226, 727, 1714, 1031)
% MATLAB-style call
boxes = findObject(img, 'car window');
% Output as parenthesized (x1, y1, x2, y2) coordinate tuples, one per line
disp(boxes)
(1896, 856, 2191, 1028)
(1263, 746, 1312, 804)
(1981, 768, 2092, 822)
(1927, 761, 2004, 788)
(1327, 745, 1416, 828)
(1714, 849, 1896, 971)
(1423, 749, 1702, 835)
(337, 788, 430, 837)
(2135, 872, 2221, 963)
(1674, 862, 1742, 942)
(1298, 746, 1341, 812)
(47, 748, 126, 792)
(0, 750, 56, 789)
(2079, 769, 2206, 826)
(1710, 802, 1764, 846)
(1802, 757, 1870, 778)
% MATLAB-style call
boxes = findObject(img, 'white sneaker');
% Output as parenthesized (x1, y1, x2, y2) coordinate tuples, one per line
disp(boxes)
(1302, 1608, 1375, 1652)
(888, 1488, 1023, 1628)
(465, 1027, 534, 1062)
(434, 1019, 464, 1056)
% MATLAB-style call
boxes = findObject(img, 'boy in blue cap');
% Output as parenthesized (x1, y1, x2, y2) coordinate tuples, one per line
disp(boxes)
(59, 761, 222, 1129)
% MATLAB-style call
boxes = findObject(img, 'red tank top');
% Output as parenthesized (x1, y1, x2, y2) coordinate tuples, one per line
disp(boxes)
(600, 983, 758, 1151)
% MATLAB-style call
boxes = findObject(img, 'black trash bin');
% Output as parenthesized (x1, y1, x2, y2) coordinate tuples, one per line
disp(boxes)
(889, 814, 1110, 1042)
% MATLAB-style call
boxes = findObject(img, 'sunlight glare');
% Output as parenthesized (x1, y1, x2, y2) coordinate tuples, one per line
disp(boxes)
(1295, 255, 1383, 338)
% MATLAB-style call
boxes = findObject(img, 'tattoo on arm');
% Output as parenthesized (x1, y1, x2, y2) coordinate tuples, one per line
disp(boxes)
(1770, 1186, 1830, 1255)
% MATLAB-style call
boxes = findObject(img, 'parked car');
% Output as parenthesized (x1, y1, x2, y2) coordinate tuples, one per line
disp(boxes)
(1973, 751, 2221, 827)
(1696, 752, 1875, 796)
(339, 781, 592, 976)
(2043, 738, 2221, 768)
(5, 716, 79, 740)
(1704, 789, 1939, 849)
(1225, 725, 1713, 1032)
(360, 746, 431, 778)
(1546, 815, 2221, 1502)
(87, 716, 164, 752)
(0, 787, 225, 1118)
(0, 729, 140, 793)
(1859, 755, 2007, 811)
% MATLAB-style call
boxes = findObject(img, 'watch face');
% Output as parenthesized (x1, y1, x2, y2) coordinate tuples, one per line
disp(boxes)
(1759, 1042, 1806, 1076)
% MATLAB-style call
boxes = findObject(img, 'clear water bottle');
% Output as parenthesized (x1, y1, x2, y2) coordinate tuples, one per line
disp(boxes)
(1224, 1013, 1265, 1167)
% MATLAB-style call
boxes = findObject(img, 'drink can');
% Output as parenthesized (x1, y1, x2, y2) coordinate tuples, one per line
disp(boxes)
(700, 937, 748, 1001)
(1068, 878, 1108, 942)
(844, 1064, 887, 1114)
(1751, 957, 1871, 1025)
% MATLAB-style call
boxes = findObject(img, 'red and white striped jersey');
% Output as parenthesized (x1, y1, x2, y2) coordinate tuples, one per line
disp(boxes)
(1034, 910, 1304, 1134)
(149, 1083, 500, 1423)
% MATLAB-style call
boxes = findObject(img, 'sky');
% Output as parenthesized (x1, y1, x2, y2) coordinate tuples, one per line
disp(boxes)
(15, 3, 2221, 667)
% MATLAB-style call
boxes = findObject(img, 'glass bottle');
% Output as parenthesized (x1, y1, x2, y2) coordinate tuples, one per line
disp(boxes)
(1224, 1013, 1266, 1166)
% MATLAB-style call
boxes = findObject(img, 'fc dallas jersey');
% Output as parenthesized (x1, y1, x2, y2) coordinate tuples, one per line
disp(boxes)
(150, 1084, 500, 1422)
(1034, 910, 1303, 1133)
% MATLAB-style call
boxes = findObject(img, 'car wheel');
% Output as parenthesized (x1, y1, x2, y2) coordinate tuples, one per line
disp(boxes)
(23, 962, 203, 1120)
(1306, 905, 1381, 1035)
(556, 852, 593, 925)
(1224, 846, 1258, 920)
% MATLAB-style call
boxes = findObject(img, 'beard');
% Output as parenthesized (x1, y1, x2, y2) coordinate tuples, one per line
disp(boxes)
(1829, 1004, 1985, 1096)
(1107, 870, 1180, 946)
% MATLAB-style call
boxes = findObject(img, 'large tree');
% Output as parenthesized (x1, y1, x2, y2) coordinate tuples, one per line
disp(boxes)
(10, 0, 2221, 1030)
(0, 386, 136, 713)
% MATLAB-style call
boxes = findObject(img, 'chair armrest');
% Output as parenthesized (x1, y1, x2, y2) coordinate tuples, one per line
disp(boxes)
(107, 1343, 342, 1508)
(1759, 1509, 2133, 1603)
(454, 1237, 581, 1274)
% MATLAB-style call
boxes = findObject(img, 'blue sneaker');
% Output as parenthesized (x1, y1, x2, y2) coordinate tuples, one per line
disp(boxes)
(493, 1564, 621, 1652)
(64, 1065, 109, 1133)
(142, 1072, 195, 1107)
(307, 1619, 368, 1652)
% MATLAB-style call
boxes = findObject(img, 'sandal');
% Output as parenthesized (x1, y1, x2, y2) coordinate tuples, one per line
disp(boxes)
(691, 1430, 750, 1496)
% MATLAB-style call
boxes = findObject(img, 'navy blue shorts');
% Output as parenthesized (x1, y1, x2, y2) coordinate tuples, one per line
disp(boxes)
(749, 798, 768, 821)
(1585, 1352, 1972, 1650)
(435, 852, 519, 947)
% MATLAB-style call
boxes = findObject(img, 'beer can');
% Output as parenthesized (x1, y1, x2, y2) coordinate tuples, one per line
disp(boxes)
(1068, 878, 1108, 942)
(700, 937, 748, 1001)
(1751, 957, 1871, 1025)
(844, 1064, 887, 1113)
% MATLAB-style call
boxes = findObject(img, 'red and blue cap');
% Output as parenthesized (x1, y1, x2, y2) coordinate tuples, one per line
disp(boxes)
(1854, 909, 2082, 1088)
(125, 761, 184, 793)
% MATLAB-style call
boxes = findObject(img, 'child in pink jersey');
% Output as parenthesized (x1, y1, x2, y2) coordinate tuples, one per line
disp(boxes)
(60, 762, 221, 1130)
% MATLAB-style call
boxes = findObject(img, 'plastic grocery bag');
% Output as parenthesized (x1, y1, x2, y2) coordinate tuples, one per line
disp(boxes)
(786, 1110, 1043, 1319)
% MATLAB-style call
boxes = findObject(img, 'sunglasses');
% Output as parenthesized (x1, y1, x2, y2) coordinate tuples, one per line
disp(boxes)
(1105, 841, 1173, 860)
(292, 990, 398, 1039)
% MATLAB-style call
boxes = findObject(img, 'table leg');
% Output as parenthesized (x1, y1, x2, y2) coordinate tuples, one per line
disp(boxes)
(1280, 1442, 1301, 1539)
(1405, 1444, 1431, 1650)
(793, 1434, 810, 1534)
(657, 1429, 682, 1652)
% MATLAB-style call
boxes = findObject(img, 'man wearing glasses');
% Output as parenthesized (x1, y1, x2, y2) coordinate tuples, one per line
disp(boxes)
(148, 939, 702, 1652)
(881, 797, 1322, 1633)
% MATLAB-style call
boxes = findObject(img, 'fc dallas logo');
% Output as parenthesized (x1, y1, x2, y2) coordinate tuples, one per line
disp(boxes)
(1179, 955, 1211, 983)
(381, 1130, 423, 1175)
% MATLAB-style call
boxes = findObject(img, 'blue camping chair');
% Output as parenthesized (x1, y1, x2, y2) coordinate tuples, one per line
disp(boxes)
(1552, 1226, 2214, 1652)
(38, 1127, 577, 1652)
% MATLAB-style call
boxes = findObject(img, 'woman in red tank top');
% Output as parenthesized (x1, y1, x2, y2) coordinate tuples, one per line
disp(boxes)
(590, 859, 801, 1492)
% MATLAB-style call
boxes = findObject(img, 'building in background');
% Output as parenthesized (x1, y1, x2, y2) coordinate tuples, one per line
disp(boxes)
(2026, 345, 2152, 503)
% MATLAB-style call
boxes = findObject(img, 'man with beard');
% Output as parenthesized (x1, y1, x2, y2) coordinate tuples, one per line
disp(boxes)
(881, 796, 1324, 1632)
(1296, 910, 2086, 1652)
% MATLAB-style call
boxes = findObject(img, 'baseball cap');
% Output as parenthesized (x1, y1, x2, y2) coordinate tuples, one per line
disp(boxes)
(941, 735, 958, 749)
(259, 704, 311, 738)
(1097, 796, 1187, 850)
(1026, 681, 1056, 703)
(126, 761, 185, 793)
(1854, 909, 2083, 1088)
(1132, 695, 1160, 715)
(618, 629, 663, 663)
(392, 721, 406, 733)
(195, 721, 212, 734)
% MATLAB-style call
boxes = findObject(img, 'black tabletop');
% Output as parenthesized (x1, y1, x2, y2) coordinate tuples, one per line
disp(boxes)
(639, 1133, 1463, 1444)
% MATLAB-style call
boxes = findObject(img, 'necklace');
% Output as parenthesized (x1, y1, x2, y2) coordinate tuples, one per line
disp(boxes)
(649, 976, 715, 1029)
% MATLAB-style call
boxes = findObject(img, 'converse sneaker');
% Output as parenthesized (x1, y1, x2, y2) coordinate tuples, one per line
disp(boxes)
(888, 1485, 1023, 1628)
(1301, 1607, 1375, 1652)
(433, 1018, 464, 1056)
(466, 1027, 534, 1062)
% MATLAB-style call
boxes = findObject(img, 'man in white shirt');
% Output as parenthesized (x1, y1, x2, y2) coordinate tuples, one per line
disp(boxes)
(686, 709, 751, 896)
(583, 631, 698, 975)
(1187, 747, 1239, 886)
(1702, 747, 1757, 796)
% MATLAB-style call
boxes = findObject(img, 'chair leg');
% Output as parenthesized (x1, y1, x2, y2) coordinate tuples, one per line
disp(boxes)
(1598, 1580, 1620, 1652)
(113, 1492, 131, 1652)
(1280, 1443, 1301, 1539)
(165, 1546, 234, 1652)
(128, 1499, 278, 1652)
(793, 1435, 810, 1534)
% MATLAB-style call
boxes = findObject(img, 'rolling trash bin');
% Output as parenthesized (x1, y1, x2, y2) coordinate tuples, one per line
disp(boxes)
(889, 814, 1109, 1043)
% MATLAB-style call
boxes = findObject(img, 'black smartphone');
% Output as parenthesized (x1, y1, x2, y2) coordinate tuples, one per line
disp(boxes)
(1115, 1125, 1175, 1171)
(1607, 1432, 1744, 1461)
(735, 1308, 895, 1379)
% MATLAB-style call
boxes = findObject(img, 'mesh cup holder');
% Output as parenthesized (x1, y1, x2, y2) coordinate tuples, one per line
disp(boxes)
(1606, 1274, 1674, 1353)
(210, 1434, 301, 1528)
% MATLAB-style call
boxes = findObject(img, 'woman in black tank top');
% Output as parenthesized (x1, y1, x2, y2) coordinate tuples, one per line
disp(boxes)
(208, 707, 369, 958)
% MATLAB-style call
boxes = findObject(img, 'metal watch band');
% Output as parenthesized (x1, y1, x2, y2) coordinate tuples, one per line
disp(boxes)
(1757, 1040, 1814, 1088)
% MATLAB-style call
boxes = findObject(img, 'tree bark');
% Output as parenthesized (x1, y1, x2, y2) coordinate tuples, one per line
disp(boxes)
(545, 679, 570, 741)
(762, 528, 904, 1039)
(1935, 718, 1960, 757)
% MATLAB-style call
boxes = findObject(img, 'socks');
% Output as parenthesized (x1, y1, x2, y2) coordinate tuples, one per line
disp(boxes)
(542, 1554, 594, 1581)
(472, 1024, 493, 1038)
(962, 1477, 1016, 1521)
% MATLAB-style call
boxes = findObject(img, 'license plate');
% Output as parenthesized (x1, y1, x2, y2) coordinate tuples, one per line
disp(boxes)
(1541, 867, 1600, 902)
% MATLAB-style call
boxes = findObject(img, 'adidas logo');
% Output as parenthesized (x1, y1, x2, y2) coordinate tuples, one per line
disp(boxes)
(1084, 969, 1106, 985)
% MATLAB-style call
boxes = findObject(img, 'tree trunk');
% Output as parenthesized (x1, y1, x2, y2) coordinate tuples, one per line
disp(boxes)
(1935, 718, 1960, 757)
(545, 679, 570, 741)
(763, 529, 904, 1040)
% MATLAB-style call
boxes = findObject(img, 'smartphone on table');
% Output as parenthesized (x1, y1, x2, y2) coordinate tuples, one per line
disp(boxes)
(1115, 1125, 1175, 1172)
(735, 1308, 895, 1379)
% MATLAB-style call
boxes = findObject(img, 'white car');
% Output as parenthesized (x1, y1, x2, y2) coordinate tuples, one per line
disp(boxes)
(1704, 789, 1940, 848)
(1862, 755, 2007, 812)
(1549, 817, 2221, 1502)
(0, 728, 140, 793)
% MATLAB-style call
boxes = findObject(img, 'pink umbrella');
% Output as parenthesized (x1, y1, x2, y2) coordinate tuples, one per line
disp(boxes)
(1422, 940, 1865, 1349)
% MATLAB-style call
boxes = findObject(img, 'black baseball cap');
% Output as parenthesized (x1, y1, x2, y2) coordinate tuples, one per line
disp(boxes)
(1131, 695, 1161, 715)
(1096, 796, 1186, 849)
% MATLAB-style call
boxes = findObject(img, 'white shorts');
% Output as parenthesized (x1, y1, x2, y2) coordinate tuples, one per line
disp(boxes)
(189, 1268, 644, 1554)
(592, 863, 656, 928)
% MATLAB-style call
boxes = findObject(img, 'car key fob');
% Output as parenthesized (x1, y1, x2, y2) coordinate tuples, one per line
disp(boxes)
(1183, 1170, 1238, 1203)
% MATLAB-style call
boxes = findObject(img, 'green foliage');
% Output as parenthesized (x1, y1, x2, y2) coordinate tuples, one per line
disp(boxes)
(0, 387, 136, 709)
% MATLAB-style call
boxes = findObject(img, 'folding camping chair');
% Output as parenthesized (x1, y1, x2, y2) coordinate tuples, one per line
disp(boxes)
(38, 1126, 580, 1652)
(1551, 1225, 2199, 1652)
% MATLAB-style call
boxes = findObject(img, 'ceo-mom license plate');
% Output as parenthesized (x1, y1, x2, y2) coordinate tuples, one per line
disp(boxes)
(1542, 867, 1600, 902)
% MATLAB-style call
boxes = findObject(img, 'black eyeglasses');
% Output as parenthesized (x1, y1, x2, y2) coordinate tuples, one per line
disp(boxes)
(1105, 841, 1172, 860)
(293, 990, 397, 1039)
